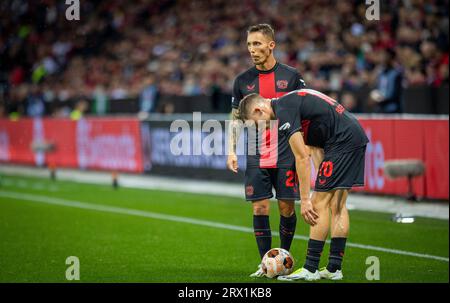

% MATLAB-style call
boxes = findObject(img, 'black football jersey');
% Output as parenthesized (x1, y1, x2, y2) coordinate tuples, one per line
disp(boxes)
(232, 62, 306, 168)
(272, 89, 369, 155)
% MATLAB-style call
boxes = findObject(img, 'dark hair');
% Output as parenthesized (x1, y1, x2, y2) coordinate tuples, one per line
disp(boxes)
(386, 47, 396, 60)
(247, 24, 275, 41)
(238, 93, 264, 121)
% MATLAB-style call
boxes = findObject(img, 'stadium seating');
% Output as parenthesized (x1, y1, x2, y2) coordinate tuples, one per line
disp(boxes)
(0, 0, 448, 116)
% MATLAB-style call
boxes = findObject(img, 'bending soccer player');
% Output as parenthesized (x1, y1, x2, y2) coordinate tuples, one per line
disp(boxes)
(238, 89, 369, 281)
(226, 24, 306, 278)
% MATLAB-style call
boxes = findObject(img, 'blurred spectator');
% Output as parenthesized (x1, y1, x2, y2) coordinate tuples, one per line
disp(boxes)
(0, 0, 448, 115)
(138, 75, 159, 115)
(369, 49, 403, 113)
(70, 99, 89, 120)
(0, 104, 5, 119)
(25, 85, 46, 117)
(92, 85, 109, 116)
(159, 102, 175, 114)
(52, 104, 71, 118)
(420, 39, 450, 87)
(340, 91, 362, 113)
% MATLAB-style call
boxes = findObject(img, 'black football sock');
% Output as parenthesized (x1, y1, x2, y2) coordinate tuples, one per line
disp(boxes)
(279, 213, 297, 251)
(327, 237, 347, 272)
(303, 239, 325, 273)
(253, 215, 272, 259)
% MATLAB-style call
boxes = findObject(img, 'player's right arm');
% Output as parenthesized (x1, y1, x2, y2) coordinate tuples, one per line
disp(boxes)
(226, 78, 243, 173)
(227, 108, 241, 173)
(289, 132, 319, 226)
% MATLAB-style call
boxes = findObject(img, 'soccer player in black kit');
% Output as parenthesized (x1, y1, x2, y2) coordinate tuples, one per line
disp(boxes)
(238, 89, 369, 281)
(226, 24, 306, 277)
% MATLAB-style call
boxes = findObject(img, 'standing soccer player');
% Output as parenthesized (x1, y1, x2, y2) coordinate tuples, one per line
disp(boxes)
(226, 24, 306, 277)
(238, 89, 369, 281)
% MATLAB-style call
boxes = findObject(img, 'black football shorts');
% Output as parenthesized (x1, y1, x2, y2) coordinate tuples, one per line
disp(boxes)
(244, 167, 300, 201)
(314, 145, 367, 192)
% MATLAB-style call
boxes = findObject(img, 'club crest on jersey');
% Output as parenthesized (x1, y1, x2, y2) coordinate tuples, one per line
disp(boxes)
(247, 84, 255, 91)
(246, 185, 254, 196)
(276, 80, 288, 89)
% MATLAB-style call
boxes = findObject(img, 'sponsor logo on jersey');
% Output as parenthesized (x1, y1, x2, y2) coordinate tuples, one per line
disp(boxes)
(247, 84, 255, 91)
(279, 122, 291, 131)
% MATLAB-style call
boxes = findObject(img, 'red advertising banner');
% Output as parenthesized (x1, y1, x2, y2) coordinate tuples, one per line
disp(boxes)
(355, 118, 448, 200)
(44, 119, 78, 168)
(423, 120, 449, 200)
(0, 116, 447, 199)
(0, 118, 144, 173)
(0, 119, 37, 165)
(75, 118, 144, 172)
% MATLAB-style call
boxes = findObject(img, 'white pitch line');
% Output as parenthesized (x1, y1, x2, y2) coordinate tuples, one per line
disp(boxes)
(0, 191, 448, 263)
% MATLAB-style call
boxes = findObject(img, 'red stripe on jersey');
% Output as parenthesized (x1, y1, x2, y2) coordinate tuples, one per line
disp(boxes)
(258, 72, 278, 168)
(258, 72, 276, 98)
(298, 89, 345, 114)
(301, 120, 311, 145)
(259, 120, 279, 169)
(298, 89, 336, 106)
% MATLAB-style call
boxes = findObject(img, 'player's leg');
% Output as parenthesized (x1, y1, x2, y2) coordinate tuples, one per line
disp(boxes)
(319, 189, 349, 280)
(302, 190, 334, 272)
(304, 145, 330, 275)
(279, 153, 337, 282)
(245, 168, 274, 277)
(278, 190, 334, 281)
(319, 146, 366, 280)
(252, 199, 272, 259)
(330, 189, 349, 238)
(278, 199, 296, 251)
(274, 167, 299, 252)
(250, 199, 271, 278)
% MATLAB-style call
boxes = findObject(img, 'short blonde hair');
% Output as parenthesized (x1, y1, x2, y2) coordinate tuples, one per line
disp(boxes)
(238, 93, 264, 121)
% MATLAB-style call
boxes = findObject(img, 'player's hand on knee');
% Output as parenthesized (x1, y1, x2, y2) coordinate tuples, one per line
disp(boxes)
(301, 199, 319, 226)
(227, 154, 238, 173)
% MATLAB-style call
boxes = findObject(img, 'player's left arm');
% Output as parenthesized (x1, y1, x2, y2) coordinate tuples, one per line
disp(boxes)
(289, 132, 319, 226)
(309, 145, 324, 174)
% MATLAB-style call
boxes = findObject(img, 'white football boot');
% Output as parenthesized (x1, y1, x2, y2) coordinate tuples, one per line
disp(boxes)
(249, 263, 265, 278)
(277, 267, 320, 281)
(319, 267, 344, 280)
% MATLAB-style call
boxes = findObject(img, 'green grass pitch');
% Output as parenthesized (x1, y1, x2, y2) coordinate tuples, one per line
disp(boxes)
(0, 174, 448, 283)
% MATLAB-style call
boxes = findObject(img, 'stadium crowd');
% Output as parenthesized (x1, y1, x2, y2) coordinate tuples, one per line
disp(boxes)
(0, 0, 448, 117)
